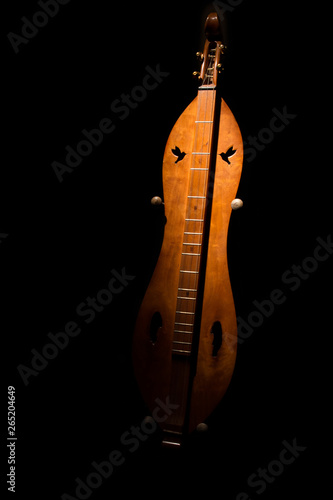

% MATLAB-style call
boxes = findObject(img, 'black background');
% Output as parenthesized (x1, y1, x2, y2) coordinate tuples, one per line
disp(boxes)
(2, 1, 331, 499)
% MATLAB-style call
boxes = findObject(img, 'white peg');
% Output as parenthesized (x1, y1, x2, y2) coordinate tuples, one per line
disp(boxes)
(231, 198, 243, 210)
(151, 196, 164, 206)
(196, 422, 208, 433)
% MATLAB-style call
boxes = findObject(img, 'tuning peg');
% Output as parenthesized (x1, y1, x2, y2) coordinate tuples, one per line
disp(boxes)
(231, 198, 243, 210)
(196, 51, 204, 61)
(196, 422, 208, 433)
(217, 63, 223, 73)
(192, 71, 202, 79)
(151, 196, 164, 206)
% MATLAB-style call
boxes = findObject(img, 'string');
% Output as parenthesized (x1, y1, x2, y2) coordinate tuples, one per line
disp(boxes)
(167, 43, 218, 434)
(174, 46, 217, 348)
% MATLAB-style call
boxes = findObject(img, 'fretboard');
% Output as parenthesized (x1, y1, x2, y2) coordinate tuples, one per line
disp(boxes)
(172, 89, 217, 356)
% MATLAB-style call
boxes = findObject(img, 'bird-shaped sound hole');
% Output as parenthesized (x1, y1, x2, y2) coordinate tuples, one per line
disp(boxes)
(219, 146, 236, 164)
(172, 146, 187, 164)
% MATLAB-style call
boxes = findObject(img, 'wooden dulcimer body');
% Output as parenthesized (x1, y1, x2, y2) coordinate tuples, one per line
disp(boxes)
(132, 13, 243, 447)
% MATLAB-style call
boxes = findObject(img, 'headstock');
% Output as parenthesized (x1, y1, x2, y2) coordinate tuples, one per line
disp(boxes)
(193, 12, 227, 87)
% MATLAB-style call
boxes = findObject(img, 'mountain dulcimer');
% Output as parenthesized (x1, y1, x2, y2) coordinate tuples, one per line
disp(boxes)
(132, 12, 244, 447)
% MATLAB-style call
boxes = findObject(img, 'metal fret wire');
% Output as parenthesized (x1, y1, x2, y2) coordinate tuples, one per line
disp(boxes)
(172, 87, 216, 354)
(166, 45, 217, 438)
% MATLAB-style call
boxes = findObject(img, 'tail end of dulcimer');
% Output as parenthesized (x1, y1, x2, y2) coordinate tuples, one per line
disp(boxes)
(132, 12, 244, 447)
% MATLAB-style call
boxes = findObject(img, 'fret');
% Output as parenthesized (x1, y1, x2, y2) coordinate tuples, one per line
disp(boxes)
(172, 349, 191, 356)
(179, 262, 199, 273)
(175, 311, 195, 314)
(198, 85, 216, 90)
(183, 244, 201, 248)
(171, 88, 216, 356)
(185, 225, 203, 234)
(185, 226, 203, 235)
(177, 296, 196, 302)
(177, 296, 197, 299)
(173, 341, 192, 345)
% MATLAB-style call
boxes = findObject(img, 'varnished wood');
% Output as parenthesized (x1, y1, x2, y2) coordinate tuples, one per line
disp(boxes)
(188, 98, 243, 431)
(205, 12, 221, 41)
(132, 97, 198, 423)
(132, 13, 243, 445)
